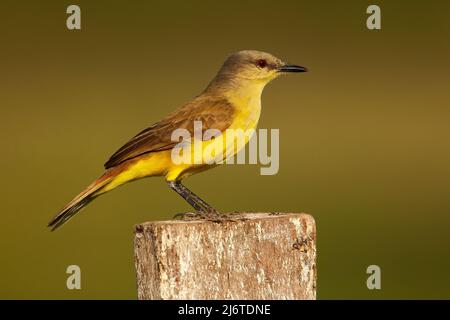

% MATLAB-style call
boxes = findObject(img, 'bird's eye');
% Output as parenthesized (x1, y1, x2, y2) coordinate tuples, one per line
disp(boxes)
(256, 59, 267, 68)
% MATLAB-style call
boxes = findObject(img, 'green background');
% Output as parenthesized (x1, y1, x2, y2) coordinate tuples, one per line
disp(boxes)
(1, 0, 449, 299)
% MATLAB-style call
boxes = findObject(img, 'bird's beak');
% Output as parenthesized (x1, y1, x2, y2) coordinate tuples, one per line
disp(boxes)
(277, 64, 308, 73)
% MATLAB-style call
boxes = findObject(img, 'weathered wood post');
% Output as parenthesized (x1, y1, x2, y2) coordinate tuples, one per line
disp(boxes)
(134, 213, 316, 300)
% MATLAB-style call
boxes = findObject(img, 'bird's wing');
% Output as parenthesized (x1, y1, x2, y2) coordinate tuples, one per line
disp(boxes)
(104, 96, 235, 169)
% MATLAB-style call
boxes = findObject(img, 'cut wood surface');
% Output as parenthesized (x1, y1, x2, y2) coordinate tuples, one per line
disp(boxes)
(134, 213, 316, 300)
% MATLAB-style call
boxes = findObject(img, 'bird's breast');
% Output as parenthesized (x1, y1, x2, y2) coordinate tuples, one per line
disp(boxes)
(165, 91, 263, 181)
(228, 94, 262, 132)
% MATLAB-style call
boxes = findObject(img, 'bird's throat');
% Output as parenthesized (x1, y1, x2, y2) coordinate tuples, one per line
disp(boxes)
(226, 80, 264, 132)
(206, 76, 267, 131)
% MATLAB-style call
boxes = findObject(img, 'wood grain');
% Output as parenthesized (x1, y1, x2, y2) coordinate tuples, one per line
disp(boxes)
(134, 213, 316, 300)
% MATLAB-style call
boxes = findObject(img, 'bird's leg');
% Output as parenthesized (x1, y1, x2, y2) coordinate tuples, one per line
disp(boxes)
(168, 181, 204, 212)
(188, 190, 220, 215)
(168, 181, 220, 219)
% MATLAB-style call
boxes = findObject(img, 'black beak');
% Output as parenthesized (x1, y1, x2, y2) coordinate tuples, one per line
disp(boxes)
(277, 64, 308, 73)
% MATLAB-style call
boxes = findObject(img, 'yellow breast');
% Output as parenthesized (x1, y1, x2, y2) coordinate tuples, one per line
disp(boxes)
(167, 82, 264, 180)
(107, 82, 265, 186)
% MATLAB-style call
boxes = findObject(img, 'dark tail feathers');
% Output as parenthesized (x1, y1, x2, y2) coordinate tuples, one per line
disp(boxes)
(48, 172, 113, 231)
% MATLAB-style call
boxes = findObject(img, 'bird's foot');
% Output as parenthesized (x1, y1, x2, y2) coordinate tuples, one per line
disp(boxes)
(172, 212, 201, 220)
(173, 211, 247, 223)
(201, 211, 248, 222)
(173, 211, 217, 221)
(220, 212, 249, 222)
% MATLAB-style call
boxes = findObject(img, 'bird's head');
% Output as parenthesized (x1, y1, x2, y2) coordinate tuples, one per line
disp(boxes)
(216, 50, 307, 84)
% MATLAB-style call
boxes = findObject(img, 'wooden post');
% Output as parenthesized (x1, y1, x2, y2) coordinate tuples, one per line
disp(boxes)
(134, 213, 316, 300)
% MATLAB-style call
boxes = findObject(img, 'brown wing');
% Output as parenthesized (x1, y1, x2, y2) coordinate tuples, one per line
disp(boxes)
(104, 95, 235, 169)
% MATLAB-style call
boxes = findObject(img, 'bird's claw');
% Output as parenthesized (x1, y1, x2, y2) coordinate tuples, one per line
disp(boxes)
(173, 211, 247, 222)
(173, 212, 197, 219)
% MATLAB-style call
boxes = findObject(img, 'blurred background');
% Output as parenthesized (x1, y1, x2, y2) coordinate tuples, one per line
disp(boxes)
(1, 0, 449, 299)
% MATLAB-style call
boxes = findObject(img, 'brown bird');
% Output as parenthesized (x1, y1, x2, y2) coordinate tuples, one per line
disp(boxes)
(48, 50, 307, 230)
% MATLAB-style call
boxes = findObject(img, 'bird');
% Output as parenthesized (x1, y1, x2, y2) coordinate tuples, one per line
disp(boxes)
(48, 50, 307, 231)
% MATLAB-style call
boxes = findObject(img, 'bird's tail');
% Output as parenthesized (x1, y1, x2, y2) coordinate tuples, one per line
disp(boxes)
(48, 169, 117, 231)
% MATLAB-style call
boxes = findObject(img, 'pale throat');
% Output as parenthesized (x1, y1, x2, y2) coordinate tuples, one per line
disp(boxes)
(225, 78, 268, 130)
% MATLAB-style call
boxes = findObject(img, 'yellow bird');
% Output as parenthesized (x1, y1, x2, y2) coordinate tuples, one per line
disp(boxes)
(48, 50, 307, 230)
